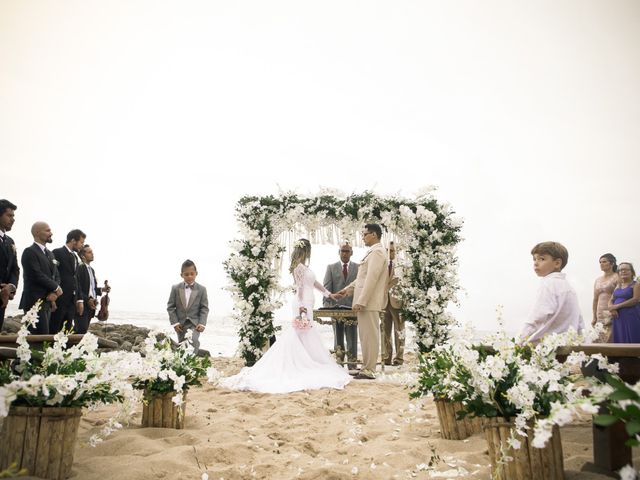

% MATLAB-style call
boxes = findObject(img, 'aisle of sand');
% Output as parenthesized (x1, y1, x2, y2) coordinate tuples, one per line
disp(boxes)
(71, 355, 637, 480)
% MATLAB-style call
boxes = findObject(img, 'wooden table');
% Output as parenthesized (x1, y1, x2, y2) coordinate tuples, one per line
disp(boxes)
(556, 343, 640, 476)
(313, 309, 358, 326)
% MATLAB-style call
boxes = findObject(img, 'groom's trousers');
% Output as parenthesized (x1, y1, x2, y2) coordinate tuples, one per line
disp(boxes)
(358, 310, 381, 376)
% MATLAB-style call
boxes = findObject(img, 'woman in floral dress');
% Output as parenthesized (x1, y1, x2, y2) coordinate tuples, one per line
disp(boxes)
(592, 253, 618, 342)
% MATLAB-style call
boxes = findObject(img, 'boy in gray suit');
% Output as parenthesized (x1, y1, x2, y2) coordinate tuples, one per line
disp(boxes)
(323, 243, 359, 370)
(167, 259, 209, 354)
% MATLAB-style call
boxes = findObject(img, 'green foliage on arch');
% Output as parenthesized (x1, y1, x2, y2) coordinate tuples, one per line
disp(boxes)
(224, 188, 463, 366)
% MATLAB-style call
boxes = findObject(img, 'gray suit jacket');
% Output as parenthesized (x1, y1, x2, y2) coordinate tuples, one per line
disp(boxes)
(323, 261, 359, 308)
(167, 282, 209, 327)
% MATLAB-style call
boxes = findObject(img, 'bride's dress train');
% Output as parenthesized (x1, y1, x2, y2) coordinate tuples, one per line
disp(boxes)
(219, 264, 352, 394)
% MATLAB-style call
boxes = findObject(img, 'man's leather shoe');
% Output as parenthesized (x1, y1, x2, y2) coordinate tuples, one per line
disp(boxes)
(353, 373, 375, 380)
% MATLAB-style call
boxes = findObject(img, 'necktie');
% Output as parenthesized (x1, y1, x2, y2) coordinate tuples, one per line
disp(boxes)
(388, 261, 393, 275)
(342, 263, 348, 281)
(87, 265, 96, 298)
(185, 284, 193, 289)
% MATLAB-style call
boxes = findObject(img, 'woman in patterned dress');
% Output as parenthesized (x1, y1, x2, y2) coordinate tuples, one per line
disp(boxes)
(592, 253, 618, 342)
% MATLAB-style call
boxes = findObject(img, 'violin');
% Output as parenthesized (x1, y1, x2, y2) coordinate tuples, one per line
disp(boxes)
(97, 280, 110, 321)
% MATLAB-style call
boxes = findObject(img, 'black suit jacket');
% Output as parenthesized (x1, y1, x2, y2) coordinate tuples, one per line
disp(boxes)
(19, 244, 59, 311)
(0, 234, 19, 287)
(76, 263, 101, 303)
(53, 246, 78, 308)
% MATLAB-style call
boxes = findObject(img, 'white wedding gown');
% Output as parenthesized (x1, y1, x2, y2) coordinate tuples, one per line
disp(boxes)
(219, 264, 352, 394)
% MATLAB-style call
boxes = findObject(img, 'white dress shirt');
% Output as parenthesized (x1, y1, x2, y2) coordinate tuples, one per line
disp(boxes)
(85, 262, 96, 299)
(520, 272, 584, 344)
(185, 283, 194, 304)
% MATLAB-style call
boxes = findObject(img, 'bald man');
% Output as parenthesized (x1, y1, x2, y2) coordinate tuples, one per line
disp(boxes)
(19, 222, 62, 334)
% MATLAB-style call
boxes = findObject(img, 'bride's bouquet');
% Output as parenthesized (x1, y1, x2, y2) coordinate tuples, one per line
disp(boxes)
(293, 310, 312, 330)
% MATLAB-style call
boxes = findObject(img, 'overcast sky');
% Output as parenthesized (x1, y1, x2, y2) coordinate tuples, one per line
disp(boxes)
(2, 1, 639, 334)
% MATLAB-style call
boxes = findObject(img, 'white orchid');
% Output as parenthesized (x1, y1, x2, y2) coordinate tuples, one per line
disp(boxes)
(414, 324, 619, 456)
(0, 305, 144, 446)
(226, 190, 462, 364)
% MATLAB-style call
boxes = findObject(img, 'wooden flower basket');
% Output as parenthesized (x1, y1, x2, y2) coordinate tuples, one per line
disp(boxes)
(484, 417, 564, 480)
(141, 391, 187, 429)
(0, 406, 82, 480)
(435, 399, 483, 440)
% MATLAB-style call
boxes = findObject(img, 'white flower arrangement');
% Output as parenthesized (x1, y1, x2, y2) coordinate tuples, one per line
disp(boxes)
(132, 330, 211, 407)
(225, 189, 462, 365)
(0, 302, 141, 444)
(411, 325, 618, 453)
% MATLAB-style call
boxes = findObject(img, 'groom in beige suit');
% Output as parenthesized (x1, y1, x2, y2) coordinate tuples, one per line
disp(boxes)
(337, 224, 388, 379)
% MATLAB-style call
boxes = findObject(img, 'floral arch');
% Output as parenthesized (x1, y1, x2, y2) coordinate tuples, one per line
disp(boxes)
(224, 188, 463, 366)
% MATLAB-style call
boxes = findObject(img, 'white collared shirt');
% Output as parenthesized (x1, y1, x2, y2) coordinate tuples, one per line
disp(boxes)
(85, 262, 96, 298)
(35, 242, 46, 253)
(185, 283, 194, 304)
(520, 272, 584, 343)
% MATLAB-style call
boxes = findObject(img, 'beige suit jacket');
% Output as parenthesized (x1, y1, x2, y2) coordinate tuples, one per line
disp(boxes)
(346, 243, 389, 312)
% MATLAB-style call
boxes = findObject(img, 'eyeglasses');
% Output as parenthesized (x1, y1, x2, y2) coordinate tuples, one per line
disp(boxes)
(339, 250, 352, 253)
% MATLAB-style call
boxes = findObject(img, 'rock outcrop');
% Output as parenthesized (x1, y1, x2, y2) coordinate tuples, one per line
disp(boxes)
(1, 316, 209, 356)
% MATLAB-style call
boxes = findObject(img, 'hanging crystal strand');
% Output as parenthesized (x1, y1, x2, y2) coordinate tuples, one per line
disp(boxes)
(287, 229, 293, 255)
(273, 230, 284, 284)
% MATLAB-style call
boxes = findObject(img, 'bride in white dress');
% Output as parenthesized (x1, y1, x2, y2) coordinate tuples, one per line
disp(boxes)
(219, 239, 352, 394)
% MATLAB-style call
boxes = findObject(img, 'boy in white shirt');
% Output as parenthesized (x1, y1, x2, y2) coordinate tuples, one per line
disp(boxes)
(519, 241, 584, 344)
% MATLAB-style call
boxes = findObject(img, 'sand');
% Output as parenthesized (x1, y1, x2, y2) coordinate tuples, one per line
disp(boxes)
(70, 354, 639, 480)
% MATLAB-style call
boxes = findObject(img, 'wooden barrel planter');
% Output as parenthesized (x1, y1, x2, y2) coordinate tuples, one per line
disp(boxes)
(141, 391, 187, 429)
(0, 406, 82, 480)
(435, 399, 483, 440)
(484, 417, 564, 480)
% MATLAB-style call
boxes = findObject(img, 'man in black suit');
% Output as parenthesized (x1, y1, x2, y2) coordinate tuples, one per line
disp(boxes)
(19, 222, 62, 334)
(0, 199, 20, 331)
(74, 244, 108, 334)
(50, 229, 86, 334)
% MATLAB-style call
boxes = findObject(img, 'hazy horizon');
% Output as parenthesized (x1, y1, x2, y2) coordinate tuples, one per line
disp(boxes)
(2, 0, 639, 336)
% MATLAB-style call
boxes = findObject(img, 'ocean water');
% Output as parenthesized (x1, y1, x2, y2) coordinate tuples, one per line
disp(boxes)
(6, 305, 497, 358)
(106, 310, 421, 358)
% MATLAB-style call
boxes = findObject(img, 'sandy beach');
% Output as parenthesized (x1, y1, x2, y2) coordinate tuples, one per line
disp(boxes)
(68, 353, 638, 480)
